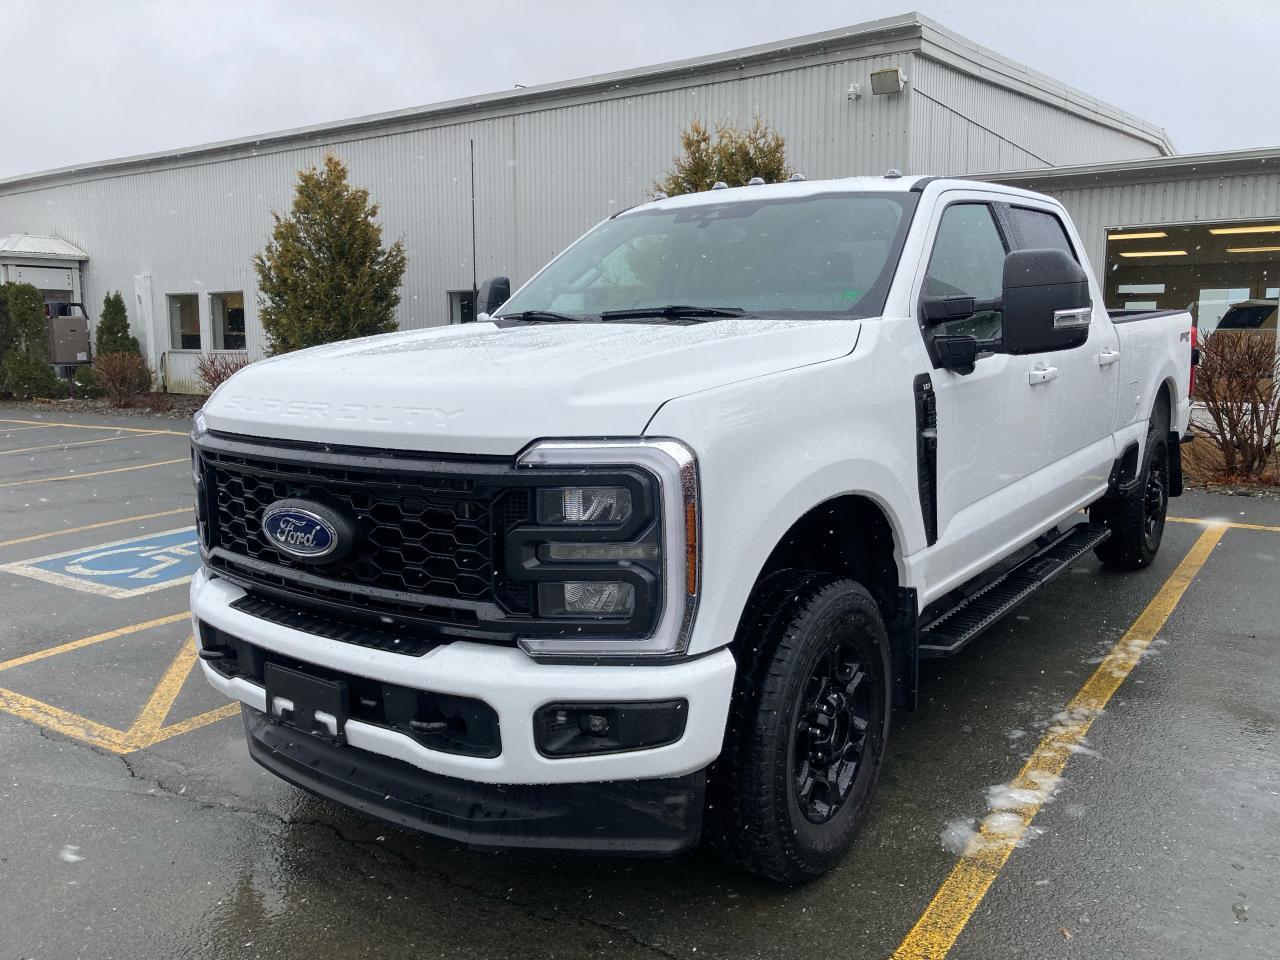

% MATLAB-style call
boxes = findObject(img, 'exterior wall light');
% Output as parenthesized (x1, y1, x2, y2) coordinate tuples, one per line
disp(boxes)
(870, 66, 906, 95)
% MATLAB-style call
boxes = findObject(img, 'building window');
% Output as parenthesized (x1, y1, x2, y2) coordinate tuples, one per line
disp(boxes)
(167, 294, 201, 350)
(449, 290, 477, 324)
(1104, 220, 1280, 333)
(211, 291, 246, 350)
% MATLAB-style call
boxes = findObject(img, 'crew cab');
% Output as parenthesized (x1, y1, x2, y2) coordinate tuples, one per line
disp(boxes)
(190, 175, 1193, 883)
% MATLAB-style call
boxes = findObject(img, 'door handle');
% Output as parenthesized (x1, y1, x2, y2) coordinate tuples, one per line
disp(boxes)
(1096, 349, 1120, 367)
(1028, 365, 1059, 385)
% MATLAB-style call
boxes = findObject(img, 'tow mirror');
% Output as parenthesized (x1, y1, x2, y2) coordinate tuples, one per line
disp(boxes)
(922, 296, 976, 324)
(476, 276, 511, 317)
(1002, 249, 1091, 354)
(934, 335, 977, 372)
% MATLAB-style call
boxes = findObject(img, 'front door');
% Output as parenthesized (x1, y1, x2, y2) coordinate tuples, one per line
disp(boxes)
(912, 194, 1102, 602)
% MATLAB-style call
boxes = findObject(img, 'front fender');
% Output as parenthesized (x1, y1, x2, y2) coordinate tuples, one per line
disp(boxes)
(645, 330, 928, 657)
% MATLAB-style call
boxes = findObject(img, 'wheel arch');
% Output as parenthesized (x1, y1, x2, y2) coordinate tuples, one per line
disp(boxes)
(731, 492, 919, 709)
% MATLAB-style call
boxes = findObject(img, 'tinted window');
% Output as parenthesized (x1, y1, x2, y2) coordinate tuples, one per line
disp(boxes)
(923, 203, 1006, 339)
(1012, 207, 1076, 259)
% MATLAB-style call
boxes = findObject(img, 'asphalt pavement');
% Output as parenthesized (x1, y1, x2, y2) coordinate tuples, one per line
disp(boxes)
(1, 403, 1276, 960)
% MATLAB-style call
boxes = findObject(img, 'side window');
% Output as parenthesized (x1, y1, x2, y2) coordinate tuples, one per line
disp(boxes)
(923, 203, 1006, 339)
(1010, 207, 1076, 260)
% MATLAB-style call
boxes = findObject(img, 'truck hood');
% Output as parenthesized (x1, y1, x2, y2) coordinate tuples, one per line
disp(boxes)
(202, 317, 861, 455)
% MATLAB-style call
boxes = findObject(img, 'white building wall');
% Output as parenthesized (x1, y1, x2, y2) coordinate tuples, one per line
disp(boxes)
(0, 49, 918, 390)
(908, 58, 1167, 175)
(0, 21, 1171, 392)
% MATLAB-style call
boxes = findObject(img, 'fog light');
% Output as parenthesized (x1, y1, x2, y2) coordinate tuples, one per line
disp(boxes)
(538, 487, 632, 524)
(535, 701, 688, 757)
(540, 581, 635, 617)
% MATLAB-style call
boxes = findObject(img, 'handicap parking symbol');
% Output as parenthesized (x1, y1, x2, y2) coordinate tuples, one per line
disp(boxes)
(1, 527, 202, 599)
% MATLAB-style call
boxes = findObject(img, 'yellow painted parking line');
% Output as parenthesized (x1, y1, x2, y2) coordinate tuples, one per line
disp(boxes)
(0, 612, 189, 673)
(0, 457, 188, 489)
(126, 635, 201, 746)
(0, 433, 167, 456)
(0, 417, 187, 437)
(891, 523, 1228, 960)
(0, 623, 238, 753)
(0, 507, 191, 550)
(0, 424, 59, 433)
(0, 686, 133, 753)
(1169, 515, 1280, 534)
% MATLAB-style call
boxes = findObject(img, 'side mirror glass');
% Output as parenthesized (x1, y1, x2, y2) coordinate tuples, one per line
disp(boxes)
(1001, 249, 1091, 354)
(477, 276, 511, 318)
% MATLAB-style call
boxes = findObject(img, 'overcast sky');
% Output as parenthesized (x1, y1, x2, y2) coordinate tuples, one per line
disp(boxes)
(2, 0, 1277, 179)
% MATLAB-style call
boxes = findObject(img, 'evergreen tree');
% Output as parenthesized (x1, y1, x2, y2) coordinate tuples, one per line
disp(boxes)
(0, 281, 46, 365)
(95, 291, 140, 354)
(254, 154, 407, 354)
(656, 118, 793, 196)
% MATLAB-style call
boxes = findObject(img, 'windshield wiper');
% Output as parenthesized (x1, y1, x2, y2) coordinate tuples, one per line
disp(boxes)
(599, 304, 745, 322)
(495, 310, 584, 324)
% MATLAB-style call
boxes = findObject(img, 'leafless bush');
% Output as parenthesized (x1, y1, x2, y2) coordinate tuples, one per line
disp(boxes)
(1193, 331, 1279, 482)
(94, 351, 154, 407)
(195, 352, 252, 394)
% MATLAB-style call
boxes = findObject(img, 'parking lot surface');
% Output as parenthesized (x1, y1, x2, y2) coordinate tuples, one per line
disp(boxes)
(2, 403, 1277, 960)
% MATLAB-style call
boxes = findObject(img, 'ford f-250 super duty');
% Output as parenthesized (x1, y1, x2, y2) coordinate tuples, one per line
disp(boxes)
(191, 174, 1193, 883)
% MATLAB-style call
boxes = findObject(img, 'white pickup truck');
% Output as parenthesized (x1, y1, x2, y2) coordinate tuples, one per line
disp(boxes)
(191, 175, 1193, 883)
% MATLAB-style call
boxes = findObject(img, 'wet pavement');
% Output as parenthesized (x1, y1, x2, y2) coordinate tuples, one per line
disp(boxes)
(1, 403, 1277, 960)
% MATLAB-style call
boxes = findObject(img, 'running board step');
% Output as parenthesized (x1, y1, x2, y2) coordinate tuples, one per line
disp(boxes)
(918, 522, 1110, 658)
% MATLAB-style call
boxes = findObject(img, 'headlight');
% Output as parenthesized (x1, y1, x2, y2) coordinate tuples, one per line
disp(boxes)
(537, 486, 632, 524)
(512, 439, 700, 660)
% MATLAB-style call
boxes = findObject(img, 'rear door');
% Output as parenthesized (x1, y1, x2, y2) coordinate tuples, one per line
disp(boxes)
(1004, 202, 1119, 506)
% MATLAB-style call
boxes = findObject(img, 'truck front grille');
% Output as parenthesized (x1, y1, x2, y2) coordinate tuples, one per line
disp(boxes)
(194, 433, 534, 639)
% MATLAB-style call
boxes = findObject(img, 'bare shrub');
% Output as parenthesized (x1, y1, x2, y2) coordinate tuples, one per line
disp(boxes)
(94, 352, 154, 407)
(194, 352, 251, 394)
(1193, 330, 1279, 482)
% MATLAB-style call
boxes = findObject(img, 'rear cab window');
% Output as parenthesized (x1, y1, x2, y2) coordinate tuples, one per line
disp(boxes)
(1009, 206, 1077, 260)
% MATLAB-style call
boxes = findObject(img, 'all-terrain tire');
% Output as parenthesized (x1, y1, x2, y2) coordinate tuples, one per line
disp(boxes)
(705, 572, 891, 884)
(1091, 402, 1171, 570)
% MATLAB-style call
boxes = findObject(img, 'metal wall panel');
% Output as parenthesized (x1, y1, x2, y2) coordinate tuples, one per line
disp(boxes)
(0, 49, 914, 390)
(0, 42, 1183, 393)
(909, 58, 1166, 176)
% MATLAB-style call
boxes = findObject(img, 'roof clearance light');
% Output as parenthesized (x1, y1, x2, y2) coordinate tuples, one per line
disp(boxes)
(1225, 246, 1280, 254)
(1209, 224, 1280, 235)
(1108, 231, 1168, 240)
(1118, 250, 1188, 258)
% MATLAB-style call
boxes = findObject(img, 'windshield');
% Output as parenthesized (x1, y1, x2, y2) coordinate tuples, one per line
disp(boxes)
(498, 192, 917, 320)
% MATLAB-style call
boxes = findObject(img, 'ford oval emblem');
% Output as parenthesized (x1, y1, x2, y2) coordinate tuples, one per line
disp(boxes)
(261, 499, 353, 562)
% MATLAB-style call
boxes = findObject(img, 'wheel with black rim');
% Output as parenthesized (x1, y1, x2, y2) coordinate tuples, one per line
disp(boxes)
(1091, 402, 1170, 570)
(706, 573, 891, 883)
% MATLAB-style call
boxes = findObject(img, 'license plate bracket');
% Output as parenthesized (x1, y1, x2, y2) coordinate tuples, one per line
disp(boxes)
(264, 662, 349, 744)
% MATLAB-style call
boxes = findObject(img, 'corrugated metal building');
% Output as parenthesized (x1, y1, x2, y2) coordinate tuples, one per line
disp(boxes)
(0, 11, 1236, 392)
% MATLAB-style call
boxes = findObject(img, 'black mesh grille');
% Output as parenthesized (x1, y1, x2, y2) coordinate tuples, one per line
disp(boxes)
(198, 437, 534, 624)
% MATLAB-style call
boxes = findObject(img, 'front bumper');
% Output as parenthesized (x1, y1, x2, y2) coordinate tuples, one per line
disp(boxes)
(244, 706, 705, 854)
(191, 568, 736, 786)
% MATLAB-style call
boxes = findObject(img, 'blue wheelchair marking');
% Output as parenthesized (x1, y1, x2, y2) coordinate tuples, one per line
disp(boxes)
(5, 526, 201, 598)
